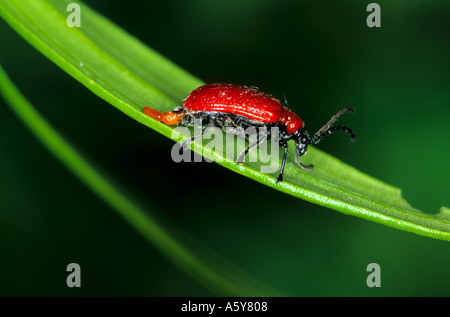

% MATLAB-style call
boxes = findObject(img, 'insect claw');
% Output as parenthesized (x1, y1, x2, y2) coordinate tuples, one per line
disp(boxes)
(298, 163, 313, 170)
(276, 175, 283, 183)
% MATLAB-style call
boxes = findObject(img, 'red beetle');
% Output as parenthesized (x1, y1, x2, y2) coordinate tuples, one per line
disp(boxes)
(144, 83, 355, 183)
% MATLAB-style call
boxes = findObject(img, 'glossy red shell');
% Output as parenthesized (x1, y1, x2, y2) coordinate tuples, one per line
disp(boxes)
(183, 83, 304, 134)
(279, 108, 304, 135)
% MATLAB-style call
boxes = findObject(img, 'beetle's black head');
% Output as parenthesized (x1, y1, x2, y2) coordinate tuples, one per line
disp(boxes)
(294, 128, 309, 159)
(290, 108, 356, 171)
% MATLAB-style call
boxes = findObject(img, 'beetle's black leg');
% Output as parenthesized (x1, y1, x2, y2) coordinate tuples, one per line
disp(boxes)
(295, 156, 313, 170)
(182, 129, 204, 150)
(276, 142, 289, 183)
(225, 116, 238, 128)
(236, 132, 268, 165)
(309, 107, 355, 145)
(182, 120, 214, 150)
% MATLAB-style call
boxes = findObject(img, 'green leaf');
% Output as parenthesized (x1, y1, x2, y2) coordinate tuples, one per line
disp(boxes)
(0, 0, 448, 248)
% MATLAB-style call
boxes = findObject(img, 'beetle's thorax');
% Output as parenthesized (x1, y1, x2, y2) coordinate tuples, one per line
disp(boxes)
(279, 107, 304, 135)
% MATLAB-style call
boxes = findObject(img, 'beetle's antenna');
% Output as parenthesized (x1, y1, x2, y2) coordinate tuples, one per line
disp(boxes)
(309, 126, 356, 145)
(281, 92, 289, 108)
(315, 107, 353, 136)
(308, 107, 355, 145)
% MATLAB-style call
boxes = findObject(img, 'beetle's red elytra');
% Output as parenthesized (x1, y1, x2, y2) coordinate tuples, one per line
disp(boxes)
(144, 83, 355, 183)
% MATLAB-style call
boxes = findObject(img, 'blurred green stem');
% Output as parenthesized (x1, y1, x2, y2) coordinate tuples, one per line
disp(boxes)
(0, 64, 280, 296)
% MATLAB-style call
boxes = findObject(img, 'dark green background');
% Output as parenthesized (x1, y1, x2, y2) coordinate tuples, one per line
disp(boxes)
(0, 0, 449, 296)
